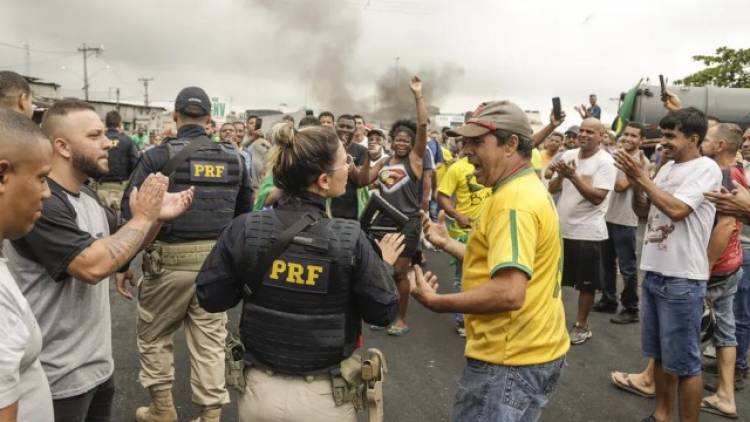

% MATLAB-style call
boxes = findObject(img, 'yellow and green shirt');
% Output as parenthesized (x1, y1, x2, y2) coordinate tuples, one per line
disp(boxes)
(462, 167, 569, 366)
(437, 157, 491, 240)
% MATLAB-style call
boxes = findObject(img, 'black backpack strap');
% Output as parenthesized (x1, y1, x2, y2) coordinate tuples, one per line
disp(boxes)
(160, 135, 213, 176)
(243, 212, 322, 297)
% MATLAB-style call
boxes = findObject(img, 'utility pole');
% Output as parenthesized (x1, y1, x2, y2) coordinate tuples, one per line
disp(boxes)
(138, 77, 153, 107)
(78, 43, 103, 100)
(116, 88, 120, 110)
(23, 43, 30, 75)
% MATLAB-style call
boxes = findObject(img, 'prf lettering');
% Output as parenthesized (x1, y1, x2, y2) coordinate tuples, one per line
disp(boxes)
(193, 163, 225, 178)
(269, 259, 324, 286)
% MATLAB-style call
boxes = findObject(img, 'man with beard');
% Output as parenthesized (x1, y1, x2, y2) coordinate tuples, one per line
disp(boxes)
(219, 122, 236, 143)
(548, 117, 616, 345)
(120, 87, 252, 422)
(330, 114, 370, 219)
(3, 99, 193, 421)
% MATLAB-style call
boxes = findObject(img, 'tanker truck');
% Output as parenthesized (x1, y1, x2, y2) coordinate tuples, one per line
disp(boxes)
(616, 79, 750, 132)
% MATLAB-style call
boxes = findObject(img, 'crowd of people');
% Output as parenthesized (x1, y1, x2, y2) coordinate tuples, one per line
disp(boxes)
(1, 65, 750, 422)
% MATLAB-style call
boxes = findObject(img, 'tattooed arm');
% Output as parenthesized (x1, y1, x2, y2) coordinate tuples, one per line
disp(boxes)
(67, 174, 167, 284)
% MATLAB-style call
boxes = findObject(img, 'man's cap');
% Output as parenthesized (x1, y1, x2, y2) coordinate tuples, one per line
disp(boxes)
(564, 125, 580, 136)
(367, 127, 385, 137)
(175, 87, 211, 117)
(446, 101, 532, 138)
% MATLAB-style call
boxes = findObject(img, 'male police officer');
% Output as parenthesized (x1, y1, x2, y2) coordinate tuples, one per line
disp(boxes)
(121, 87, 253, 422)
(97, 110, 139, 213)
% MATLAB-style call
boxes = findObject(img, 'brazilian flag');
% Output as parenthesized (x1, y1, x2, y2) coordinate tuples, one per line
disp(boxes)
(613, 79, 643, 135)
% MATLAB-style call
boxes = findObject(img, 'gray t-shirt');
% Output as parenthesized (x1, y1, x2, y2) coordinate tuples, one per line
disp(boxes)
(606, 152, 649, 227)
(247, 138, 271, 191)
(0, 257, 53, 420)
(5, 178, 114, 399)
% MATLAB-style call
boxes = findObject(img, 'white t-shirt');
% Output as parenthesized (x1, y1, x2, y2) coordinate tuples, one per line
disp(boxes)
(0, 257, 54, 421)
(606, 151, 649, 227)
(556, 148, 616, 240)
(640, 157, 721, 280)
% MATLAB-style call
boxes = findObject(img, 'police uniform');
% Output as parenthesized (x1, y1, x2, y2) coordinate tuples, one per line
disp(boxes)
(121, 119, 253, 419)
(96, 127, 139, 212)
(196, 192, 399, 422)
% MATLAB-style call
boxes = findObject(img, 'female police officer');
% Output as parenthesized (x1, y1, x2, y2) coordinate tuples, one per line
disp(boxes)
(196, 123, 403, 422)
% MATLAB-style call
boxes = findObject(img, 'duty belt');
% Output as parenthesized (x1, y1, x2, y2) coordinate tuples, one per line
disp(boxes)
(147, 240, 216, 272)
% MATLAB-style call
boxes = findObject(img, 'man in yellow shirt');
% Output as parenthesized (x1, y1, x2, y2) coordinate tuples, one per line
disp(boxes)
(412, 100, 569, 422)
(437, 139, 491, 336)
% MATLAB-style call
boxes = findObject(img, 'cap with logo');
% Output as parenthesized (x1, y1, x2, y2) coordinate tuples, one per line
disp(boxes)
(175, 87, 211, 117)
(447, 100, 532, 139)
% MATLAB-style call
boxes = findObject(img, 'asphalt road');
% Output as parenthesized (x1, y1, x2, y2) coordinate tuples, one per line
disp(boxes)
(110, 250, 749, 421)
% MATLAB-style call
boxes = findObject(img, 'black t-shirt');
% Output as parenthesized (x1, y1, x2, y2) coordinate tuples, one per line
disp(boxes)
(10, 178, 116, 281)
(330, 142, 368, 219)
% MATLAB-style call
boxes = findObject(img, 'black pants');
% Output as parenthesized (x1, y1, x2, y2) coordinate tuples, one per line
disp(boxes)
(53, 377, 115, 422)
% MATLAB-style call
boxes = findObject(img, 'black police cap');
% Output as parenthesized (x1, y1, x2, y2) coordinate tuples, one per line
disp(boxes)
(175, 87, 211, 117)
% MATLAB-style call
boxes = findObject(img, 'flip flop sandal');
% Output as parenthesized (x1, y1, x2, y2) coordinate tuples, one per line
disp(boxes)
(700, 399, 738, 419)
(387, 325, 410, 336)
(611, 372, 655, 398)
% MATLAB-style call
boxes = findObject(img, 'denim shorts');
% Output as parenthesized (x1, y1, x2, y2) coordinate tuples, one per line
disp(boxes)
(641, 272, 706, 377)
(706, 269, 741, 348)
(451, 356, 565, 422)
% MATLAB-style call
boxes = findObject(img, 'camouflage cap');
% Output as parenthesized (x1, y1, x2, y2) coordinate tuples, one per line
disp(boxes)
(447, 100, 532, 139)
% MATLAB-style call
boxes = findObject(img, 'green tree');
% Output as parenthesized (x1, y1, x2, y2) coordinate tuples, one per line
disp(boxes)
(676, 46, 750, 88)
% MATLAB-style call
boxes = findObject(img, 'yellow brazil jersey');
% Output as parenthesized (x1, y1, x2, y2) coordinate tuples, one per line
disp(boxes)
(437, 157, 491, 240)
(531, 148, 542, 171)
(435, 147, 454, 184)
(462, 167, 569, 366)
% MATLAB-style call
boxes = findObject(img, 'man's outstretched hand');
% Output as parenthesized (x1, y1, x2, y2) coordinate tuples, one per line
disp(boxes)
(420, 210, 450, 249)
(408, 265, 440, 309)
(159, 186, 195, 222)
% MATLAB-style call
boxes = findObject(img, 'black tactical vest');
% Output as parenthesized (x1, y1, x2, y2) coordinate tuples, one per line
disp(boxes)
(240, 210, 362, 374)
(160, 137, 242, 240)
(102, 130, 132, 182)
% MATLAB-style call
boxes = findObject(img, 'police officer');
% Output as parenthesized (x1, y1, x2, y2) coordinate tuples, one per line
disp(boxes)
(120, 86, 253, 422)
(196, 123, 402, 422)
(96, 110, 139, 213)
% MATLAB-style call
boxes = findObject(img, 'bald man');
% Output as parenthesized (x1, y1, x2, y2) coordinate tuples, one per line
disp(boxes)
(548, 117, 616, 345)
(2, 99, 193, 421)
(0, 71, 33, 118)
(0, 108, 54, 422)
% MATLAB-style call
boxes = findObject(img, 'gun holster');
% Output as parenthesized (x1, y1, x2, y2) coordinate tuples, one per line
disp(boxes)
(362, 348, 387, 422)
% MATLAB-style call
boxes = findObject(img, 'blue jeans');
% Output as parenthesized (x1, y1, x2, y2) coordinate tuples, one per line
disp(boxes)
(735, 250, 750, 371)
(706, 269, 741, 348)
(454, 262, 464, 327)
(602, 223, 638, 311)
(641, 272, 706, 377)
(452, 357, 565, 422)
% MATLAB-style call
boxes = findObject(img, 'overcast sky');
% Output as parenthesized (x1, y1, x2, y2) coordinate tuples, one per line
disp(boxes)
(1, 0, 747, 125)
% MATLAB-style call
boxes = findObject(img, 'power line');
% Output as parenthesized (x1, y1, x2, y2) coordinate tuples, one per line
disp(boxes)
(0, 41, 75, 55)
